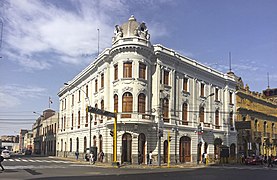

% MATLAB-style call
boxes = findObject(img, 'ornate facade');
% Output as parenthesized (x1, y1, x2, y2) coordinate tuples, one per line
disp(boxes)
(57, 16, 237, 164)
(236, 84, 277, 157)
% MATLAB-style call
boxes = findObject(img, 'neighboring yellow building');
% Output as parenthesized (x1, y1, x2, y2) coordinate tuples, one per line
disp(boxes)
(236, 84, 277, 157)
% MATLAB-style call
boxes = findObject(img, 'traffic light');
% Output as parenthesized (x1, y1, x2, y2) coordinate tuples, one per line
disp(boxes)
(168, 136, 172, 142)
(110, 130, 114, 137)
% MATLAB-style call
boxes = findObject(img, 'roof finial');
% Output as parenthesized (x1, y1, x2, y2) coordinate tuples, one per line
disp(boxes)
(129, 15, 136, 21)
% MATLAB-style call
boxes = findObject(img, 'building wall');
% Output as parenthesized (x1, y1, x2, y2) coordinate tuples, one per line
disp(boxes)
(236, 85, 277, 157)
(57, 16, 237, 164)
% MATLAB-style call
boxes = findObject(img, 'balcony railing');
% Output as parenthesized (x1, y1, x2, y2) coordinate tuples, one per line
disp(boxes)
(119, 113, 155, 123)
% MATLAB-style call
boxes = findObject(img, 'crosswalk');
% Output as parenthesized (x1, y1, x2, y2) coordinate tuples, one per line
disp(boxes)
(4, 158, 72, 164)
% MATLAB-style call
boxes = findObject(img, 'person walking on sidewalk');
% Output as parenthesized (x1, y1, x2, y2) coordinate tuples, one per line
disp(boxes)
(75, 151, 79, 160)
(90, 152, 95, 165)
(0, 155, 5, 171)
(268, 155, 273, 168)
(149, 151, 153, 165)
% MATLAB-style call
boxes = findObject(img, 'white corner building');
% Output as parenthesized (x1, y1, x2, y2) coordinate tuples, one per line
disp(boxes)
(57, 16, 237, 164)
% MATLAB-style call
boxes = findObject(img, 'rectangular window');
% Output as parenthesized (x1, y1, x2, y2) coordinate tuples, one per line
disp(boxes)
(85, 111, 88, 127)
(64, 99, 66, 109)
(86, 85, 88, 97)
(229, 92, 233, 104)
(72, 95, 74, 106)
(95, 79, 98, 93)
(139, 63, 146, 79)
(123, 62, 132, 78)
(114, 64, 118, 80)
(200, 83, 205, 97)
(78, 90, 81, 102)
(215, 88, 219, 101)
(183, 78, 188, 92)
(63, 116, 66, 130)
(71, 113, 74, 130)
(78, 111, 80, 128)
(101, 73, 104, 88)
(164, 70, 169, 85)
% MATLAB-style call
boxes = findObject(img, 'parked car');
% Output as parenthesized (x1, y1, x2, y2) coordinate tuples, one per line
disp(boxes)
(1, 149, 10, 159)
(245, 156, 263, 165)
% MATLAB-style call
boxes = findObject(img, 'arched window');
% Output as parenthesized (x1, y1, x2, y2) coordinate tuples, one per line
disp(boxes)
(78, 111, 80, 128)
(215, 110, 219, 128)
(94, 104, 98, 125)
(138, 93, 146, 114)
(163, 98, 169, 123)
(71, 113, 74, 129)
(199, 107, 204, 123)
(70, 138, 72, 152)
(83, 137, 87, 153)
(114, 94, 118, 113)
(76, 137, 79, 152)
(100, 100, 104, 123)
(122, 92, 133, 118)
(182, 103, 188, 125)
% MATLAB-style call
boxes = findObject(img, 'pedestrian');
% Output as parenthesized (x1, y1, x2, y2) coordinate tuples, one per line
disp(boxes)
(138, 151, 142, 165)
(149, 151, 153, 165)
(75, 151, 79, 160)
(84, 153, 89, 162)
(204, 152, 207, 165)
(90, 152, 95, 165)
(100, 151, 104, 163)
(268, 155, 273, 168)
(147, 153, 149, 165)
(0, 155, 4, 171)
(241, 153, 245, 164)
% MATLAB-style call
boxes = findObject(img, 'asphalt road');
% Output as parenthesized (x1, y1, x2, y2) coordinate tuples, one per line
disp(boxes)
(1, 156, 276, 180)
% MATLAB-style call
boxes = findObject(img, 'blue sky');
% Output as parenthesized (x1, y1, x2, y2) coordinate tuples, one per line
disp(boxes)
(0, 0, 276, 136)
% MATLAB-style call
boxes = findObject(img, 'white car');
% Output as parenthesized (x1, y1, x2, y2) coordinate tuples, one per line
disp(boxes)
(1, 150, 10, 159)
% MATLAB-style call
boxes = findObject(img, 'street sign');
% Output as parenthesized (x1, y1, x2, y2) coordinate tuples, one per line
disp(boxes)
(87, 106, 116, 118)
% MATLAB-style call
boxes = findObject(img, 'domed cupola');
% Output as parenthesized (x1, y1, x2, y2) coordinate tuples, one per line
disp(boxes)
(112, 15, 150, 45)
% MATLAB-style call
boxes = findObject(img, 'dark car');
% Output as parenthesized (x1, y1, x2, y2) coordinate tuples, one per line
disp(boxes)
(245, 156, 263, 165)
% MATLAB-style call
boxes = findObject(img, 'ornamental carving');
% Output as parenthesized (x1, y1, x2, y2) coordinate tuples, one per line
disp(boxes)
(113, 89, 118, 94)
(122, 87, 133, 93)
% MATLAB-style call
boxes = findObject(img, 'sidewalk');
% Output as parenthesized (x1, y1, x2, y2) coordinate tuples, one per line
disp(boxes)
(55, 156, 212, 169)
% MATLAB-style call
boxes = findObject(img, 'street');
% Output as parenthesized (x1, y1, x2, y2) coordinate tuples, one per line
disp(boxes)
(0, 156, 277, 180)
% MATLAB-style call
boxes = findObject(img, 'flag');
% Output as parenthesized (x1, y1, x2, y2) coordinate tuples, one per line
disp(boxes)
(49, 97, 53, 104)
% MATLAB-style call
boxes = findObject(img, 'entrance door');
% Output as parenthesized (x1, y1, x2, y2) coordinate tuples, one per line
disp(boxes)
(138, 133, 146, 164)
(164, 140, 168, 163)
(214, 138, 222, 159)
(122, 133, 132, 163)
(179, 136, 191, 162)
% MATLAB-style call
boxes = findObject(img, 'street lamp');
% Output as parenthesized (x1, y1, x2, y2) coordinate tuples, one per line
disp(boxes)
(64, 82, 92, 153)
(197, 92, 214, 165)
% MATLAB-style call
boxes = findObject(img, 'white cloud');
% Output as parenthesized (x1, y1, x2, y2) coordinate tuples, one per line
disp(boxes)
(1, 0, 127, 70)
(1, 0, 171, 70)
(0, 92, 20, 108)
(0, 84, 47, 108)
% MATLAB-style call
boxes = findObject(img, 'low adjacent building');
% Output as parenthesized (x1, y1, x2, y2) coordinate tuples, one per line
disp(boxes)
(236, 83, 277, 157)
(32, 109, 59, 156)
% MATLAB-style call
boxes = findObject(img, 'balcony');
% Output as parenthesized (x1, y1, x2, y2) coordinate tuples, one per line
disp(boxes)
(119, 113, 155, 124)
